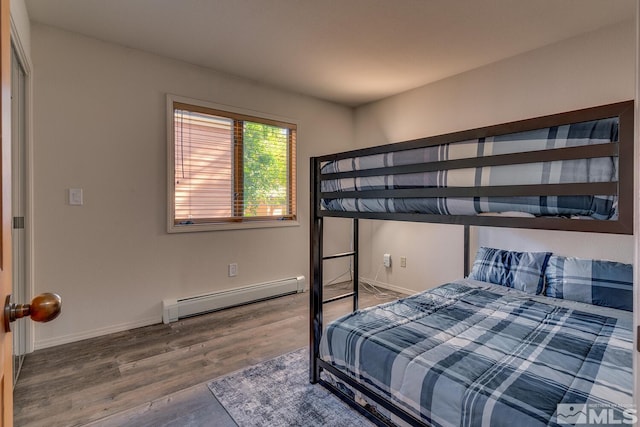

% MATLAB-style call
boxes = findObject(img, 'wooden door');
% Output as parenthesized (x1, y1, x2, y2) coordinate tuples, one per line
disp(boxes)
(0, 0, 12, 423)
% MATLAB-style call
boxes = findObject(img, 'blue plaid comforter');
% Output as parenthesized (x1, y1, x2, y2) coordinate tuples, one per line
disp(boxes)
(319, 280, 632, 427)
(321, 118, 619, 219)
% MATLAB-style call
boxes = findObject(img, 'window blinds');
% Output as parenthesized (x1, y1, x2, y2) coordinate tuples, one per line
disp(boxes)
(173, 102, 296, 224)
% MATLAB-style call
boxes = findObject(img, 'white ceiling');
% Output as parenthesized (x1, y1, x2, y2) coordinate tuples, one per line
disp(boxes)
(24, 0, 636, 107)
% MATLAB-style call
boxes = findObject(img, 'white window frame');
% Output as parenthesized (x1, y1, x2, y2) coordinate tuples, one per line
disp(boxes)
(166, 94, 299, 233)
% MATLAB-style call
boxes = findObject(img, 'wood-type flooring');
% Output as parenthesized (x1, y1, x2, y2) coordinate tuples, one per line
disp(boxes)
(14, 283, 403, 426)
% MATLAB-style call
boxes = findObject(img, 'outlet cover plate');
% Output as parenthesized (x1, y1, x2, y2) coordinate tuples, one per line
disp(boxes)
(228, 263, 238, 277)
(383, 253, 391, 268)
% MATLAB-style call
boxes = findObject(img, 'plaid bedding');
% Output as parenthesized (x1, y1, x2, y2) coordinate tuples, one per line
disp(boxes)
(319, 279, 633, 427)
(545, 256, 633, 312)
(468, 247, 551, 295)
(321, 118, 619, 219)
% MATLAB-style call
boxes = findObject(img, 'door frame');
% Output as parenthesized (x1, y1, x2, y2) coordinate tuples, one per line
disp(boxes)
(8, 11, 33, 356)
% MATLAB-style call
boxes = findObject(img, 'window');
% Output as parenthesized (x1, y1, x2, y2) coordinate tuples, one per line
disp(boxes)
(167, 96, 297, 232)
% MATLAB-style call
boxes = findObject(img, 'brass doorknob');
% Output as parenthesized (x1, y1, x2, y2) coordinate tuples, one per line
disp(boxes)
(4, 293, 62, 332)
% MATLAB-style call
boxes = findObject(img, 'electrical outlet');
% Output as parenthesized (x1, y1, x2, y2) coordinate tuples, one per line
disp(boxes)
(69, 188, 83, 206)
(228, 263, 238, 277)
(400, 256, 407, 268)
(383, 253, 391, 268)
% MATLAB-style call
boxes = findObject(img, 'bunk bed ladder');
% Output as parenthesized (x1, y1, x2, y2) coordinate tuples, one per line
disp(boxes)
(310, 154, 361, 384)
(310, 220, 360, 382)
(320, 219, 359, 309)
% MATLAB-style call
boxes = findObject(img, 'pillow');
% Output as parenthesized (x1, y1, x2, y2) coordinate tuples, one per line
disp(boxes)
(544, 256, 633, 311)
(468, 247, 551, 294)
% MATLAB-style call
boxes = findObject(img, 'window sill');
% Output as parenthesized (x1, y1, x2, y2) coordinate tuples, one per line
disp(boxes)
(167, 219, 300, 233)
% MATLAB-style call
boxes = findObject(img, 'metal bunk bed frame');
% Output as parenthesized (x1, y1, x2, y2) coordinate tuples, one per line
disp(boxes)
(309, 100, 634, 426)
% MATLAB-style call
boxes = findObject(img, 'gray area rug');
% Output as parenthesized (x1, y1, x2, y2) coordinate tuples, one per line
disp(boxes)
(208, 348, 374, 426)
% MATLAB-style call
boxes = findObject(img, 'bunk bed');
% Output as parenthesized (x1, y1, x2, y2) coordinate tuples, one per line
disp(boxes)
(309, 100, 635, 427)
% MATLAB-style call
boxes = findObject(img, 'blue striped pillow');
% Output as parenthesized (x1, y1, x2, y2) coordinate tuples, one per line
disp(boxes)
(468, 247, 551, 294)
(544, 256, 633, 311)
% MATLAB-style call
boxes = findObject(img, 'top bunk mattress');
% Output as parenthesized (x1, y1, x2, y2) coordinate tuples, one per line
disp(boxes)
(320, 118, 619, 220)
(319, 279, 633, 427)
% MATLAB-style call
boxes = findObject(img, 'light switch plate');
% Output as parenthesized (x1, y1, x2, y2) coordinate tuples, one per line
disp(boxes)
(69, 188, 83, 206)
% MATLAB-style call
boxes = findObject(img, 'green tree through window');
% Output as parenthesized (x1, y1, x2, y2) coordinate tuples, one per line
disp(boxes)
(243, 122, 289, 217)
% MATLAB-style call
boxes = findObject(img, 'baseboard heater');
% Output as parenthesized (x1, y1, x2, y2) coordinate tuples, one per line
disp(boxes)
(162, 276, 306, 324)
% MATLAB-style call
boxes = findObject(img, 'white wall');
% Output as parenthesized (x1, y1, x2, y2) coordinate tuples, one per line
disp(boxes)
(354, 21, 636, 293)
(30, 24, 354, 348)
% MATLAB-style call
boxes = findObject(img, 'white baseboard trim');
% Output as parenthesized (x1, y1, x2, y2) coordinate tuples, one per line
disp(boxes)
(34, 316, 160, 351)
